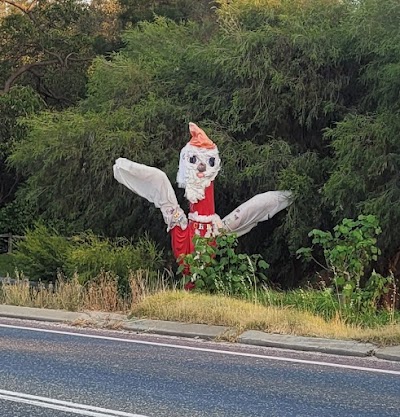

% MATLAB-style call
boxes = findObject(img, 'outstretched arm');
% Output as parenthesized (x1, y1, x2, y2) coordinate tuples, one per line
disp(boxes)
(222, 191, 292, 237)
(113, 158, 187, 231)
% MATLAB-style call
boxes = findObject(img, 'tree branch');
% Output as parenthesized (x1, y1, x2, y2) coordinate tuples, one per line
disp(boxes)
(45, 50, 65, 67)
(26, 0, 37, 12)
(1, 0, 37, 20)
(1, 55, 93, 95)
(1, 60, 59, 94)
(2, 0, 29, 14)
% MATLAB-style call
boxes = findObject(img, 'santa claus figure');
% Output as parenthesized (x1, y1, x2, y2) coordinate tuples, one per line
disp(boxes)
(171, 122, 222, 259)
(113, 123, 292, 280)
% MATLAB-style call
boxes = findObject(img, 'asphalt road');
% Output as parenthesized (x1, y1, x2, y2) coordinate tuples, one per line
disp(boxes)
(0, 319, 400, 417)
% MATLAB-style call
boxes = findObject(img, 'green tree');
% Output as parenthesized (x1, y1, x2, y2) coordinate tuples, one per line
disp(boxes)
(324, 0, 400, 263)
(9, 0, 400, 286)
(0, 85, 44, 234)
(0, 0, 123, 233)
(0, 0, 121, 105)
(118, 0, 215, 26)
(9, 18, 197, 239)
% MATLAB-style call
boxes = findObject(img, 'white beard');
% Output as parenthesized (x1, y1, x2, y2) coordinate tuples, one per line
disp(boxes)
(176, 144, 221, 204)
(184, 169, 213, 204)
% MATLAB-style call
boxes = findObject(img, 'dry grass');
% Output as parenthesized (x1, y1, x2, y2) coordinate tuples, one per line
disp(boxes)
(0, 276, 32, 307)
(83, 272, 124, 312)
(2, 272, 400, 346)
(0, 269, 169, 313)
(131, 291, 400, 346)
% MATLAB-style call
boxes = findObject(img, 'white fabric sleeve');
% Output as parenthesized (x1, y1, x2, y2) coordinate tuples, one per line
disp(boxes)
(222, 191, 292, 237)
(113, 158, 187, 231)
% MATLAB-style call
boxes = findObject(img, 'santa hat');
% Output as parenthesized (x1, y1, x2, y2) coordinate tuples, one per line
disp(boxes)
(188, 122, 216, 149)
(177, 123, 220, 189)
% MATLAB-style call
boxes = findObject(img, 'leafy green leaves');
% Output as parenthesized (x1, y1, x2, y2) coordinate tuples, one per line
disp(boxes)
(324, 113, 400, 257)
(179, 233, 269, 296)
(12, 223, 164, 283)
(296, 214, 393, 316)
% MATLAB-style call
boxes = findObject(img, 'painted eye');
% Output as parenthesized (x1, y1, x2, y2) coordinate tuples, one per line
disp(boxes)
(209, 157, 215, 167)
(189, 155, 197, 164)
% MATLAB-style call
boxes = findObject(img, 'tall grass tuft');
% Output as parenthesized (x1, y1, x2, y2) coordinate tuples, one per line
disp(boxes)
(83, 271, 124, 312)
(53, 273, 84, 311)
(0, 269, 172, 312)
(128, 269, 176, 304)
(0, 272, 31, 307)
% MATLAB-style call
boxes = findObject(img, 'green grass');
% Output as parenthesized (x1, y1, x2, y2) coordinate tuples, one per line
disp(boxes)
(244, 288, 400, 327)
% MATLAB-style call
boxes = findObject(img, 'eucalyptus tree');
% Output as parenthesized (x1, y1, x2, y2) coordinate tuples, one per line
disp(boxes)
(0, 0, 121, 104)
(0, 0, 121, 232)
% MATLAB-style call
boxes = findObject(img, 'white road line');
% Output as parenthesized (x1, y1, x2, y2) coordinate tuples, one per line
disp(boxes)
(0, 391, 148, 417)
(1, 323, 400, 376)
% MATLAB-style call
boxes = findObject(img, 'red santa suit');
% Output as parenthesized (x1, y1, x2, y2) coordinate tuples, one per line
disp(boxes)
(170, 124, 222, 288)
(171, 182, 217, 259)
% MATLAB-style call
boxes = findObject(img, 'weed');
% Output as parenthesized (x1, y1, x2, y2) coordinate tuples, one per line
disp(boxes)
(297, 214, 394, 322)
(179, 233, 268, 296)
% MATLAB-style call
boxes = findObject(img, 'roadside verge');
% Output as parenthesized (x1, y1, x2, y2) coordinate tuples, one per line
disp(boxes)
(0, 304, 399, 362)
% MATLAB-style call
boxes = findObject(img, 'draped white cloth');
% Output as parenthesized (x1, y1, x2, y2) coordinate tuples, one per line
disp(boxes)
(113, 158, 187, 231)
(222, 191, 292, 237)
(113, 158, 292, 237)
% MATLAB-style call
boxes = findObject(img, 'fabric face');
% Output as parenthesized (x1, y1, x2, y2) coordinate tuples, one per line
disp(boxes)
(176, 143, 221, 204)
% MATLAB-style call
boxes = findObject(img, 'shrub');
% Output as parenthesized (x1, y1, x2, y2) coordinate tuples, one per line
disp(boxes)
(297, 214, 393, 318)
(13, 223, 73, 282)
(12, 225, 165, 284)
(179, 233, 269, 296)
(67, 232, 165, 285)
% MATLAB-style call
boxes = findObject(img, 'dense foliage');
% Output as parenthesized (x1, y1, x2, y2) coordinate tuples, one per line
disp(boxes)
(297, 215, 395, 320)
(179, 233, 269, 295)
(13, 224, 163, 284)
(2, 0, 400, 287)
(0, 0, 123, 231)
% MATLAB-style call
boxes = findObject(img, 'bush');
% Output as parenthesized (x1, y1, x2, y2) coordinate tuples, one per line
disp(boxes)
(12, 225, 165, 284)
(67, 232, 164, 285)
(0, 200, 37, 236)
(297, 215, 394, 318)
(13, 223, 73, 282)
(179, 233, 269, 296)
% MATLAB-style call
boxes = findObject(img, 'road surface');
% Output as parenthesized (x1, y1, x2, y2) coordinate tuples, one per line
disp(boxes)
(0, 318, 399, 416)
